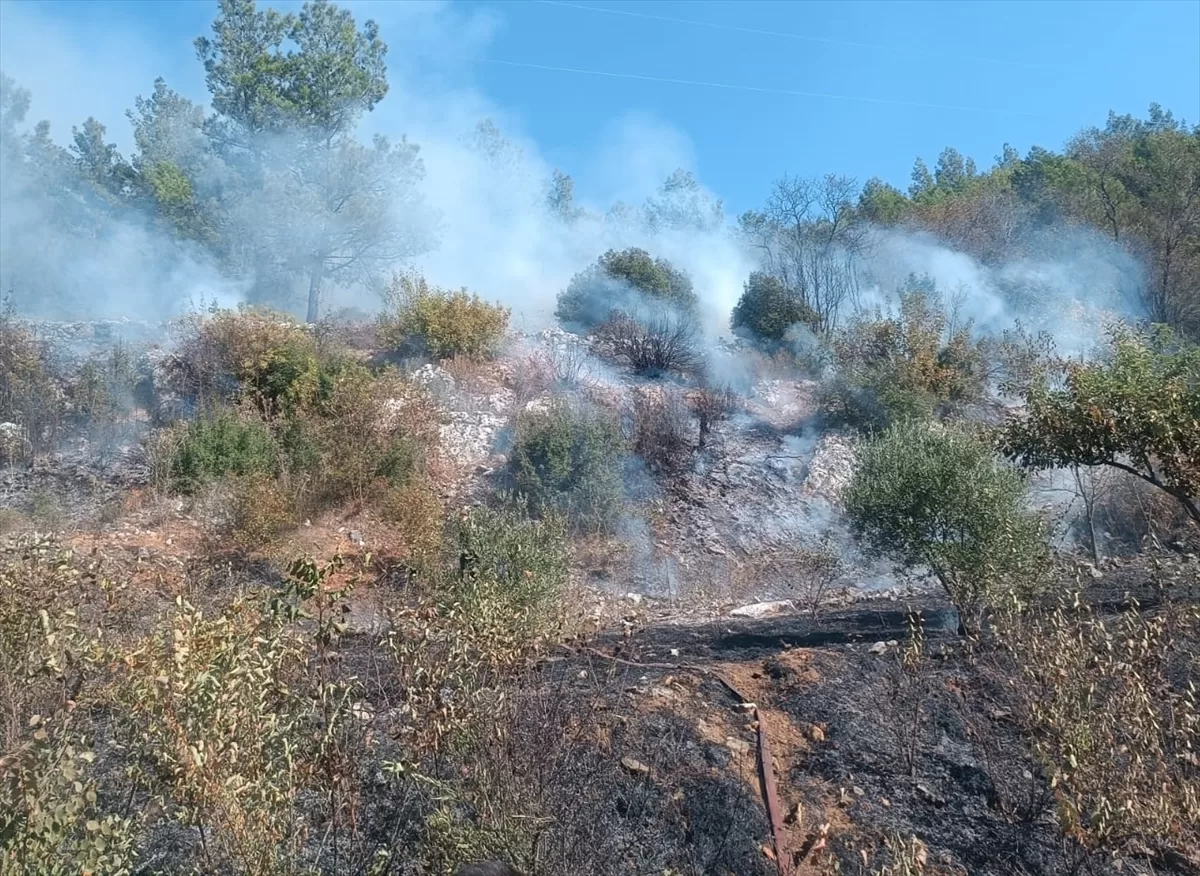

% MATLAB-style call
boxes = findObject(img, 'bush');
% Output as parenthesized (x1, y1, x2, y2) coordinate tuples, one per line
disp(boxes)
(731, 271, 820, 344)
(557, 248, 697, 331)
(172, 408, 279, 494)
(379, 476, 445, 567)
(994, 592, 1200, 859)
(0, 311, 62, 457)
(282, 364, 434, 510)
(594, 311, 701, 378)
(167, 306, 323, 414)
(442, 502, 570, 658)
(690, 384, 738, 449)
(111, 568, 352, 873)
(379, 271, 510, 361)
(631, 389, 695, 475)
(228, 473, 296, 549)
(998, 324, 1200, 527)
(509, 399, 625, 532)
(818, 377, 936, 434)
(823, 283, 987, 432)
(844, 421, 1046, 629)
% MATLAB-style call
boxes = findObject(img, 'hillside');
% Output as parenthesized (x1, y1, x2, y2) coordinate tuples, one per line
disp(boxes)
(2, 1, 1199, 873)
(2, 300, 1198, 876)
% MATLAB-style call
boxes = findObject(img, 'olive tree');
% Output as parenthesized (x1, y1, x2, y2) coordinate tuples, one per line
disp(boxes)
(998, 325, 1200, 526)
(845, 421, 1046, 630)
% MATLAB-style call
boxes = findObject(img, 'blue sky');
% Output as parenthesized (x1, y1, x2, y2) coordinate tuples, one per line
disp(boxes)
(2, 0, 1197, 216)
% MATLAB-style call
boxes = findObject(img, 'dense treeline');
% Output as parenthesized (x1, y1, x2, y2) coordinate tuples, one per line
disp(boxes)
(2, 0, 1197, 338)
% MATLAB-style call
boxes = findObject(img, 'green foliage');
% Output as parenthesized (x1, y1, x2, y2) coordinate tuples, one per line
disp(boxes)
(822, 282, 987, 432)
(114, 559, 362, 875)
(820, 377, 935, 435)
(172, 408, 279, 494)
(0, 535, 135, 875)
(557, 247, 697, 330)
(68, 344, 144, 458)
(160, 307, 440, 538)
(731, 271, 820, 344)
(227, 473, 297, 549)
(167, 307, 317, 412)
(283, 364, 433, 507)
(443, 502, 570, 656)
(845, 421, 1046, 626)
(0, 308, 62, 457)
(999, 325, 1200, 525)
(509, 400, 625, 532)
(1, 716, 137, 876)
(195, 0, 432, 321)
(378, 272, 511, 360)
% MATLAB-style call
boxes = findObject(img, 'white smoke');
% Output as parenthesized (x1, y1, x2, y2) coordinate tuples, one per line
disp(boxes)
(858, 225, 1145, 356)
(0, 0, 1148, 355)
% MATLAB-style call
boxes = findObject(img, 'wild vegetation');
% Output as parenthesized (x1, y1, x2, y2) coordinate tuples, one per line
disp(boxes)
(1, 1, 1199, 874)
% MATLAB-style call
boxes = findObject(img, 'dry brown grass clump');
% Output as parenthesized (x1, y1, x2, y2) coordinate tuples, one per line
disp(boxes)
(993, 584, 1200, 865)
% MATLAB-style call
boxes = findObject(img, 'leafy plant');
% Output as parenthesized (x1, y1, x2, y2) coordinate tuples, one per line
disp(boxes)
(556, 248, 697, 331)
(171, 408, 279, 494)
(166, 307, 323, 414)
(282, 364, 434, 509)
(113, 558, 364, 875)
(1, 715, 137, 876)
(227, 473, 296, 549)
(0, 309, 62, 457)
(844, 421, 1047, 629)
(823, 281, 987, 432)
(509, 400, 625, 532)
(998, 324, 1200, 526)
(731, 270, 820, 344)
(443, 502, 570, 660)
(378, 271, 510, 360)
(993, 589, 1200, 859)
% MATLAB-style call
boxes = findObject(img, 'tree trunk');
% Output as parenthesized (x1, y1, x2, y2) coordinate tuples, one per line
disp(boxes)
(306, 262, 324, 324)
(1074, 466, 1102, 565)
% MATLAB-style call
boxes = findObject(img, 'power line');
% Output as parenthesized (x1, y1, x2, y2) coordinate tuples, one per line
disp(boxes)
(462, 55, 1048, 117)
(534, 0, 1057, 72)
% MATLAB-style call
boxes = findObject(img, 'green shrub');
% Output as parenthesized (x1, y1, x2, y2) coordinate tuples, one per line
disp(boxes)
(172, 409, 279, 494)
(378, 272, 510, 360)
(731, 271, 819, 344)
(509, 400, 625, 532)
(556, 247, 697, 330)
(823, 282, 987, 432)
(818, 377, 935, 434)
(167, 307, 323, 413)
(998, 324, 1200, 527)
(70, 343, 140, 427)
(993, 594, 1200, 857)
(0, 310, 62, 456)
(379, 476, 445, 567)
(283, 364, 434, 509)
(844, 421, 1046, 629)
(228, 473, 297, 550)
(442, 502, 570, 656)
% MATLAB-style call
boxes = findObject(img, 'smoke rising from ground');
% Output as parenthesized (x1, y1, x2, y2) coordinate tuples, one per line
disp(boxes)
(857, 226, 1145, 357)
(0, 0, 1150, 358)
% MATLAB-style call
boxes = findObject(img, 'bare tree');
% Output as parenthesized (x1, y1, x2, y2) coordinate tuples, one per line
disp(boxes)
(595, 313, 701, 378)
(631, 389, 694, 476)
(741, 174, 866, 334)
(689, 384, 738, 450)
